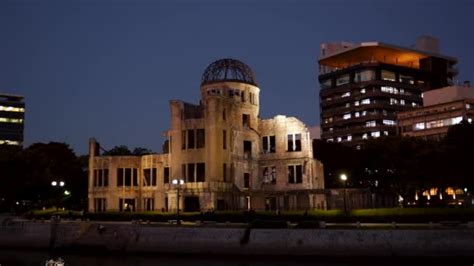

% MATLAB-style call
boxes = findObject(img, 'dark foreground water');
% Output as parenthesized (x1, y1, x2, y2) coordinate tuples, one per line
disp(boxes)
(0, 249, 470, 266)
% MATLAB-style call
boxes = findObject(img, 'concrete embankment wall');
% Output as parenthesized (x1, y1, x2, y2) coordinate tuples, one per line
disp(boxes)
(0, 221, 473, 257)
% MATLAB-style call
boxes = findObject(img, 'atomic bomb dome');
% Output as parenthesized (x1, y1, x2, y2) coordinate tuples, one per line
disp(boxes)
(201, 58, 257, 86)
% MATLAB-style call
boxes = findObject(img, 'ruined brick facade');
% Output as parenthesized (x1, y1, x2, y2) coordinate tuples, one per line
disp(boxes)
(88, 59, 325, 212)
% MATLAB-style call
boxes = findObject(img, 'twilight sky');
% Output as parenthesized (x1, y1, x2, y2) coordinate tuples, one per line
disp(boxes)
(1, 0, 473, 155)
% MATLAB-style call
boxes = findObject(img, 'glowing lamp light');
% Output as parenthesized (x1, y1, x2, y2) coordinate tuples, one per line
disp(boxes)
(51, 181, 57, 186)
(64, 190, 71, 196)
(340, 174, 347, 181)
(172, 179, 184, 185)
(59, 181, 65, 187)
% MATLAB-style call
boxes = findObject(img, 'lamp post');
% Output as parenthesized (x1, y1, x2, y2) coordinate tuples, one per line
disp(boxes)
(172, 179, 184, 225)
(340, 174, 348, 213)
(51, 180, 65, 210)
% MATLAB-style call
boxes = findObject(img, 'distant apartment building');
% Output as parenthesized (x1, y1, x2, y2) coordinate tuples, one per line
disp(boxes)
(397, 82, 474, 140)
(0, 93, 25, 146)
(318, 36, 458, 147)
(88, 59, 325, 213)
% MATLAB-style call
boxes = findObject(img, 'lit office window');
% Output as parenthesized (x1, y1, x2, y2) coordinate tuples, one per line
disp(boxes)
(390, 98, 398, 105)
(366, 121, 376, 127)
(354, 112, 360, 118)
(354, 101, 360, 106)
(383, 120, 396, 126)
(381, 86, 399, 94)
(343, 113, 351, 120)
(381, 70, 396, 81)
(0, 106, 25, 112)
(414, 122, 425, 131)
(341, 92, 351, 98)
(360, 88, 366, 94)
(354, 70, 375, 83)
(346, 135, 352, 141)
(371, 131, 381, 138)
(361, 99, 370, 105)
(0, 118, 23, 123)
(362, 133, 368, 140)
(400, 99, 405, 105)
(0, 140, 20, 145)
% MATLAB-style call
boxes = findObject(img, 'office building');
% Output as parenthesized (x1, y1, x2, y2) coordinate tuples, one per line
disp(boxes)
(397, 82, 474, 140)
(0, 93, 25, 146)
(318, 36, 457, 147)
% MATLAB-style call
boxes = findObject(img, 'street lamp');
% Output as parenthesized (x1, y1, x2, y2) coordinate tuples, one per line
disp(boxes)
(172, 179, 184, 225)
(51, 180, 66, 210)
(340, 174, 348, 213)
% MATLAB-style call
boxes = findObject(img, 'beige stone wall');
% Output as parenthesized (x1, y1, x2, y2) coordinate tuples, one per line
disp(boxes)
(88, 80, 326, 212)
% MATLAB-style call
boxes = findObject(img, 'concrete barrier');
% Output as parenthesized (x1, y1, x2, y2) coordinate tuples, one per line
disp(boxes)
(0, 221, 473, 257)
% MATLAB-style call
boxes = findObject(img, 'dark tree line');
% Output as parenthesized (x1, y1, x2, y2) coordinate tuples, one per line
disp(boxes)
(0, 142, 154, 212)
(0, 142, 87, 211)
(314, 121, 474, 203)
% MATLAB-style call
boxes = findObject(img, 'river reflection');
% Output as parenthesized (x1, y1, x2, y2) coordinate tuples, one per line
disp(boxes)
(0, 249, 467, 266)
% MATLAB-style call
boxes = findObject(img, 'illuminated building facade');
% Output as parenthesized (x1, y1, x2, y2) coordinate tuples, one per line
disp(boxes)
(88, 59, 325, 213)
(0, 93, 25, 146)
(397, 83, 474, 140)
(318, 36, 458, 147)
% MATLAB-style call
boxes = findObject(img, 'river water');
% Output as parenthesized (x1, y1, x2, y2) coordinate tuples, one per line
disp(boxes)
(0, 249, 467, 266)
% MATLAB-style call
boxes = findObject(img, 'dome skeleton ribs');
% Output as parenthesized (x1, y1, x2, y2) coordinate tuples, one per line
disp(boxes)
(201, 58, 257, 86)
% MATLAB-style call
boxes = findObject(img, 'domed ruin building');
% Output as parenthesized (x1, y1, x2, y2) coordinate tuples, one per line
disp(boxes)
(88, 59, 325, 212)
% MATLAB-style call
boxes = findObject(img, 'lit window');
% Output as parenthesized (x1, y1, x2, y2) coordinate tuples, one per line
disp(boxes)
(0, 117, 23, 123)
(0, 106, 25, 112)
(383, 120, 396, 126)
(466, 104, 471, 109)
(412, 102, 418, 107)
(383, 131, 389, 136)
(451, 116, 463, 125)
(381, 70, 396, 81)
(329, 127, 333, 132)
(343, 113, 351, 120)
(337, 137, 342, 143)
(361, 99, 370, 105)
(400, 89, 405, 94)
(341, 92, 351, 98)
(327, 138, 334, 143)
(468, 118, 472, 123)
(354, 112, 360, 117)
(390, 98, 398, 105)
(400, 99, 405, 105)
(371, 131, 381, 138)
(366, 121, 376, 127)
(381, 86, 398, 94)
(360, 88, 366, 94)
(362, 133, 368, 140)
(362, 111, 367, 116)
(0, 140, 20, 145)
(346, 135, 352, 141)
(414, 122, 425, 130)
(354, 70, 375, 82)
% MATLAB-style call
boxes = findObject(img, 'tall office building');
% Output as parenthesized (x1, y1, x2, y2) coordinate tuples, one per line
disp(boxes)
(318, 36, 457, 147)
(0, 93, 25, 146)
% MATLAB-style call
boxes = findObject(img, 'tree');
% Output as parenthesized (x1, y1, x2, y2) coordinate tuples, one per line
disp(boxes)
(102, 145, 132, 156)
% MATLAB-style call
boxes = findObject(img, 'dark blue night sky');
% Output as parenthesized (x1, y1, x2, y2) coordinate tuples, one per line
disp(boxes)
(1, 0, 473, 155)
